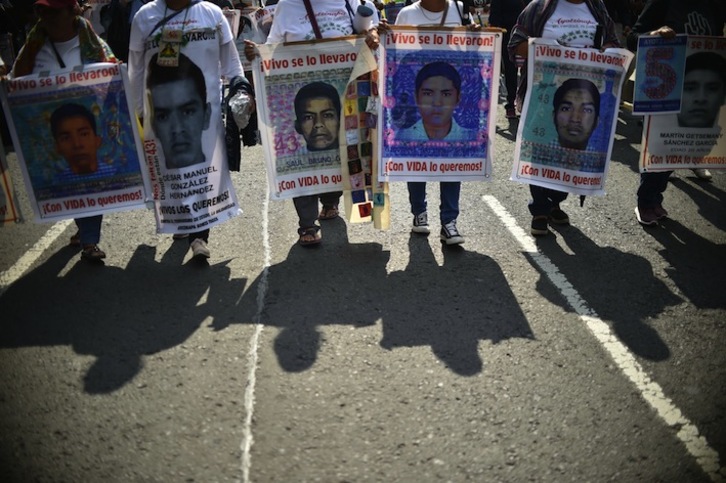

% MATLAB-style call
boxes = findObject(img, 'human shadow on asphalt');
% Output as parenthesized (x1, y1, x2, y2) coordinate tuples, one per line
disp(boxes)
(379, 234, 534, 376)
(644, 218, 726, 310)
(0, 242, 247, 394)
(610, 112, 642, 173)
(531, 225, 680, 361)
(239, 217, 389, 372)
(667, 177, 725, 231)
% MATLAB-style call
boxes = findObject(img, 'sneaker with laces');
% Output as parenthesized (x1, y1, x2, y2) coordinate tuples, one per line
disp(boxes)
(653, 204, 668, 219)
(190, 238, 210, 259)
(692, 168, 712, 180)
(412, 211, 430, 234)
(440, 220, 464, 245)
(531, 216, 549, 236)
(635, 206, 658, 225)
(549, 205, 569, 225)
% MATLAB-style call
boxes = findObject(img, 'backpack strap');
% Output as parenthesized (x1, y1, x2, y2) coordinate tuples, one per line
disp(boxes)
(302, 0, 323, 39)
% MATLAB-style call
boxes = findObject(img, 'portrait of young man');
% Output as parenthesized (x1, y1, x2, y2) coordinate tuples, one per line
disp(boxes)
(397, 61, 478, 142)
(677, 51, 726, 129)
(146, 52, 211, 170)
(50, 103, 103, 176)
(293, 81, 341, 153)
(552, 78, 601, 151)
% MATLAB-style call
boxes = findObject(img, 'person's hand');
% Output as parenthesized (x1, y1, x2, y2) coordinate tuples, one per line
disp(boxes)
(377, 18, 391, 34)
(649, 26, 675, 38)
(243, 40, 258, 62)
(365, 26, 380, 50)
(466, 22, 482, 32)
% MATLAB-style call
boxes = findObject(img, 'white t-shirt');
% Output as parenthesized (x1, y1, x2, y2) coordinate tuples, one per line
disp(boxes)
(395, 0, 468, 27)
(542, 0, 598, 48)
(266, 0, 378, 43)
(129, 0, 242, 114)
(28, 37, 82, 73)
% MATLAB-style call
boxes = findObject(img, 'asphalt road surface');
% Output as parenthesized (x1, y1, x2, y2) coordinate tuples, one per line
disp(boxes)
(1, 101, 724, 482)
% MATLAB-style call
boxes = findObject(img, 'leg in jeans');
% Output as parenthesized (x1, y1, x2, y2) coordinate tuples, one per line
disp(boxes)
(528, 185, 568, 217)
(439, 181, 461, 224)
(188, 229, 210, 245)
(637, 171, 671, 209)
(293, 194, 320, 231)
(501, 31, 518, 110)
(319, 191, 342, 208)
(407, 182, 427, 216)
(75, 215, 103, 245)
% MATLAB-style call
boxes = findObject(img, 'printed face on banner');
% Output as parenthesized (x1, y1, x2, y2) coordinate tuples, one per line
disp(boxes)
(52, 109, 103, 175)
(149, 74, 212, 170)
(416, 75, 461, 140)
(553, 85, 599, 150)
(295, 96, 340, 151)
(383, 52, 491, 157)
(678, 67, 726, 128)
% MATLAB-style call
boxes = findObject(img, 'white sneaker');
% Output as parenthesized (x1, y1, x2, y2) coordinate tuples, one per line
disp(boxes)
(190, 238, 210, 259)
(412, 211, 430, 234)
(692, 168, 712, 180)
(440, 220, 464, 245)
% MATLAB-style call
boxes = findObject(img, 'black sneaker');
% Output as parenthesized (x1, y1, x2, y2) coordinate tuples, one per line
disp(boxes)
(531, 216, 549, 236)
(549, 205, 569, 225)
(440, 220, 464, 245)
(412, 211, 430, 234)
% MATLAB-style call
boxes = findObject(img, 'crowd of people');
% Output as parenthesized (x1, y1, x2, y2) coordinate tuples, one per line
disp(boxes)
(0, 0, 723, 261)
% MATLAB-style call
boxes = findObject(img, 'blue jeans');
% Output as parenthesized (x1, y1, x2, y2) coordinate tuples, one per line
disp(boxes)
(407, 181, 460, 224)
(637, 171, 671, 209)
(75, 215, 103, 245)
(528, 185, 568, 217)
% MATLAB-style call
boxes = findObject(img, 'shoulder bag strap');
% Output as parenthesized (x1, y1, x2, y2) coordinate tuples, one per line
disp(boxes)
(302, 0, 323, 39)
(149, 0, 201, 38)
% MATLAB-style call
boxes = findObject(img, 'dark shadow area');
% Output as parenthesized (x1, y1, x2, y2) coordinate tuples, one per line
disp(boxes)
(380, 235, 534, 376)
(611, 110, 643, 173)
(645, 218, 726, 310)
(667, 177, 726, 231)
(495, 119, 518, 142)
(238, 217, 388, 372)
(0, 242, 247, 393)
(531, 225, 681, 361)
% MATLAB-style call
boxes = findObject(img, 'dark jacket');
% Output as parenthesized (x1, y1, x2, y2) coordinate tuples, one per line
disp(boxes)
(489, 0, 530, 30)
(626, 0, 726, 51)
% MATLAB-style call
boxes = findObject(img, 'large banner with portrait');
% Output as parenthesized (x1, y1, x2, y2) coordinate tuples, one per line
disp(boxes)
(140, 21, 241, 234)
(511, 39, 633, 196)
(0, 145, 22, 225)
(0, 63, 149, 223)
(639, 36, 726, 172)
(378, 26, 501, 182)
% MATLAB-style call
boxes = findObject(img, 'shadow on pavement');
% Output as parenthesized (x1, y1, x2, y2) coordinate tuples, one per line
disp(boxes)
(0, 242, 247, 394)
(532, 225, 681, 361)
(239, 219, 534, 376)
(646, 218, 726, 310)
(381, 234, 534, 376)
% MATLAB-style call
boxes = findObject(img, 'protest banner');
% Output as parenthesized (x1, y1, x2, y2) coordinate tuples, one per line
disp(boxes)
(139, 22, 242, 234)
(378, 26, 501, 183)
(511, 38, 633, 196)
(0, 145, 21, 225)
(82, 0, 112, 39)
(639, 36, 726, 172)
(234, 6, 275, 72)
(253, 37, 389, 227)
(632, 34, 687, 115)
(0, 63, 150, 223)
(223, 9, 242, 40)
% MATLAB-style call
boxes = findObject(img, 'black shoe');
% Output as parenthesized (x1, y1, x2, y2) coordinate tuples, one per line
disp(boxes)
(531, 216, 549, 236)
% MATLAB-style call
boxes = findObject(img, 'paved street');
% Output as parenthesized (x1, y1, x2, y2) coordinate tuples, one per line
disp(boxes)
(1, 102, 725, 482)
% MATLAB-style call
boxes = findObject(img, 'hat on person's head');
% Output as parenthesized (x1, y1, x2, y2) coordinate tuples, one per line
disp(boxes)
(34, 0, 78, 8)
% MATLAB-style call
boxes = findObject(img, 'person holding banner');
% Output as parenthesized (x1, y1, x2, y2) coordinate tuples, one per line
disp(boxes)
(394, 0, 476, 245)
(12, 0, 118, 261)
(508, 0, 618, 236)
(627, 0, 726, 225)
(244, 0, 380, 246)
(129, 0, 243, 259)
(489, 0, 529, 119)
